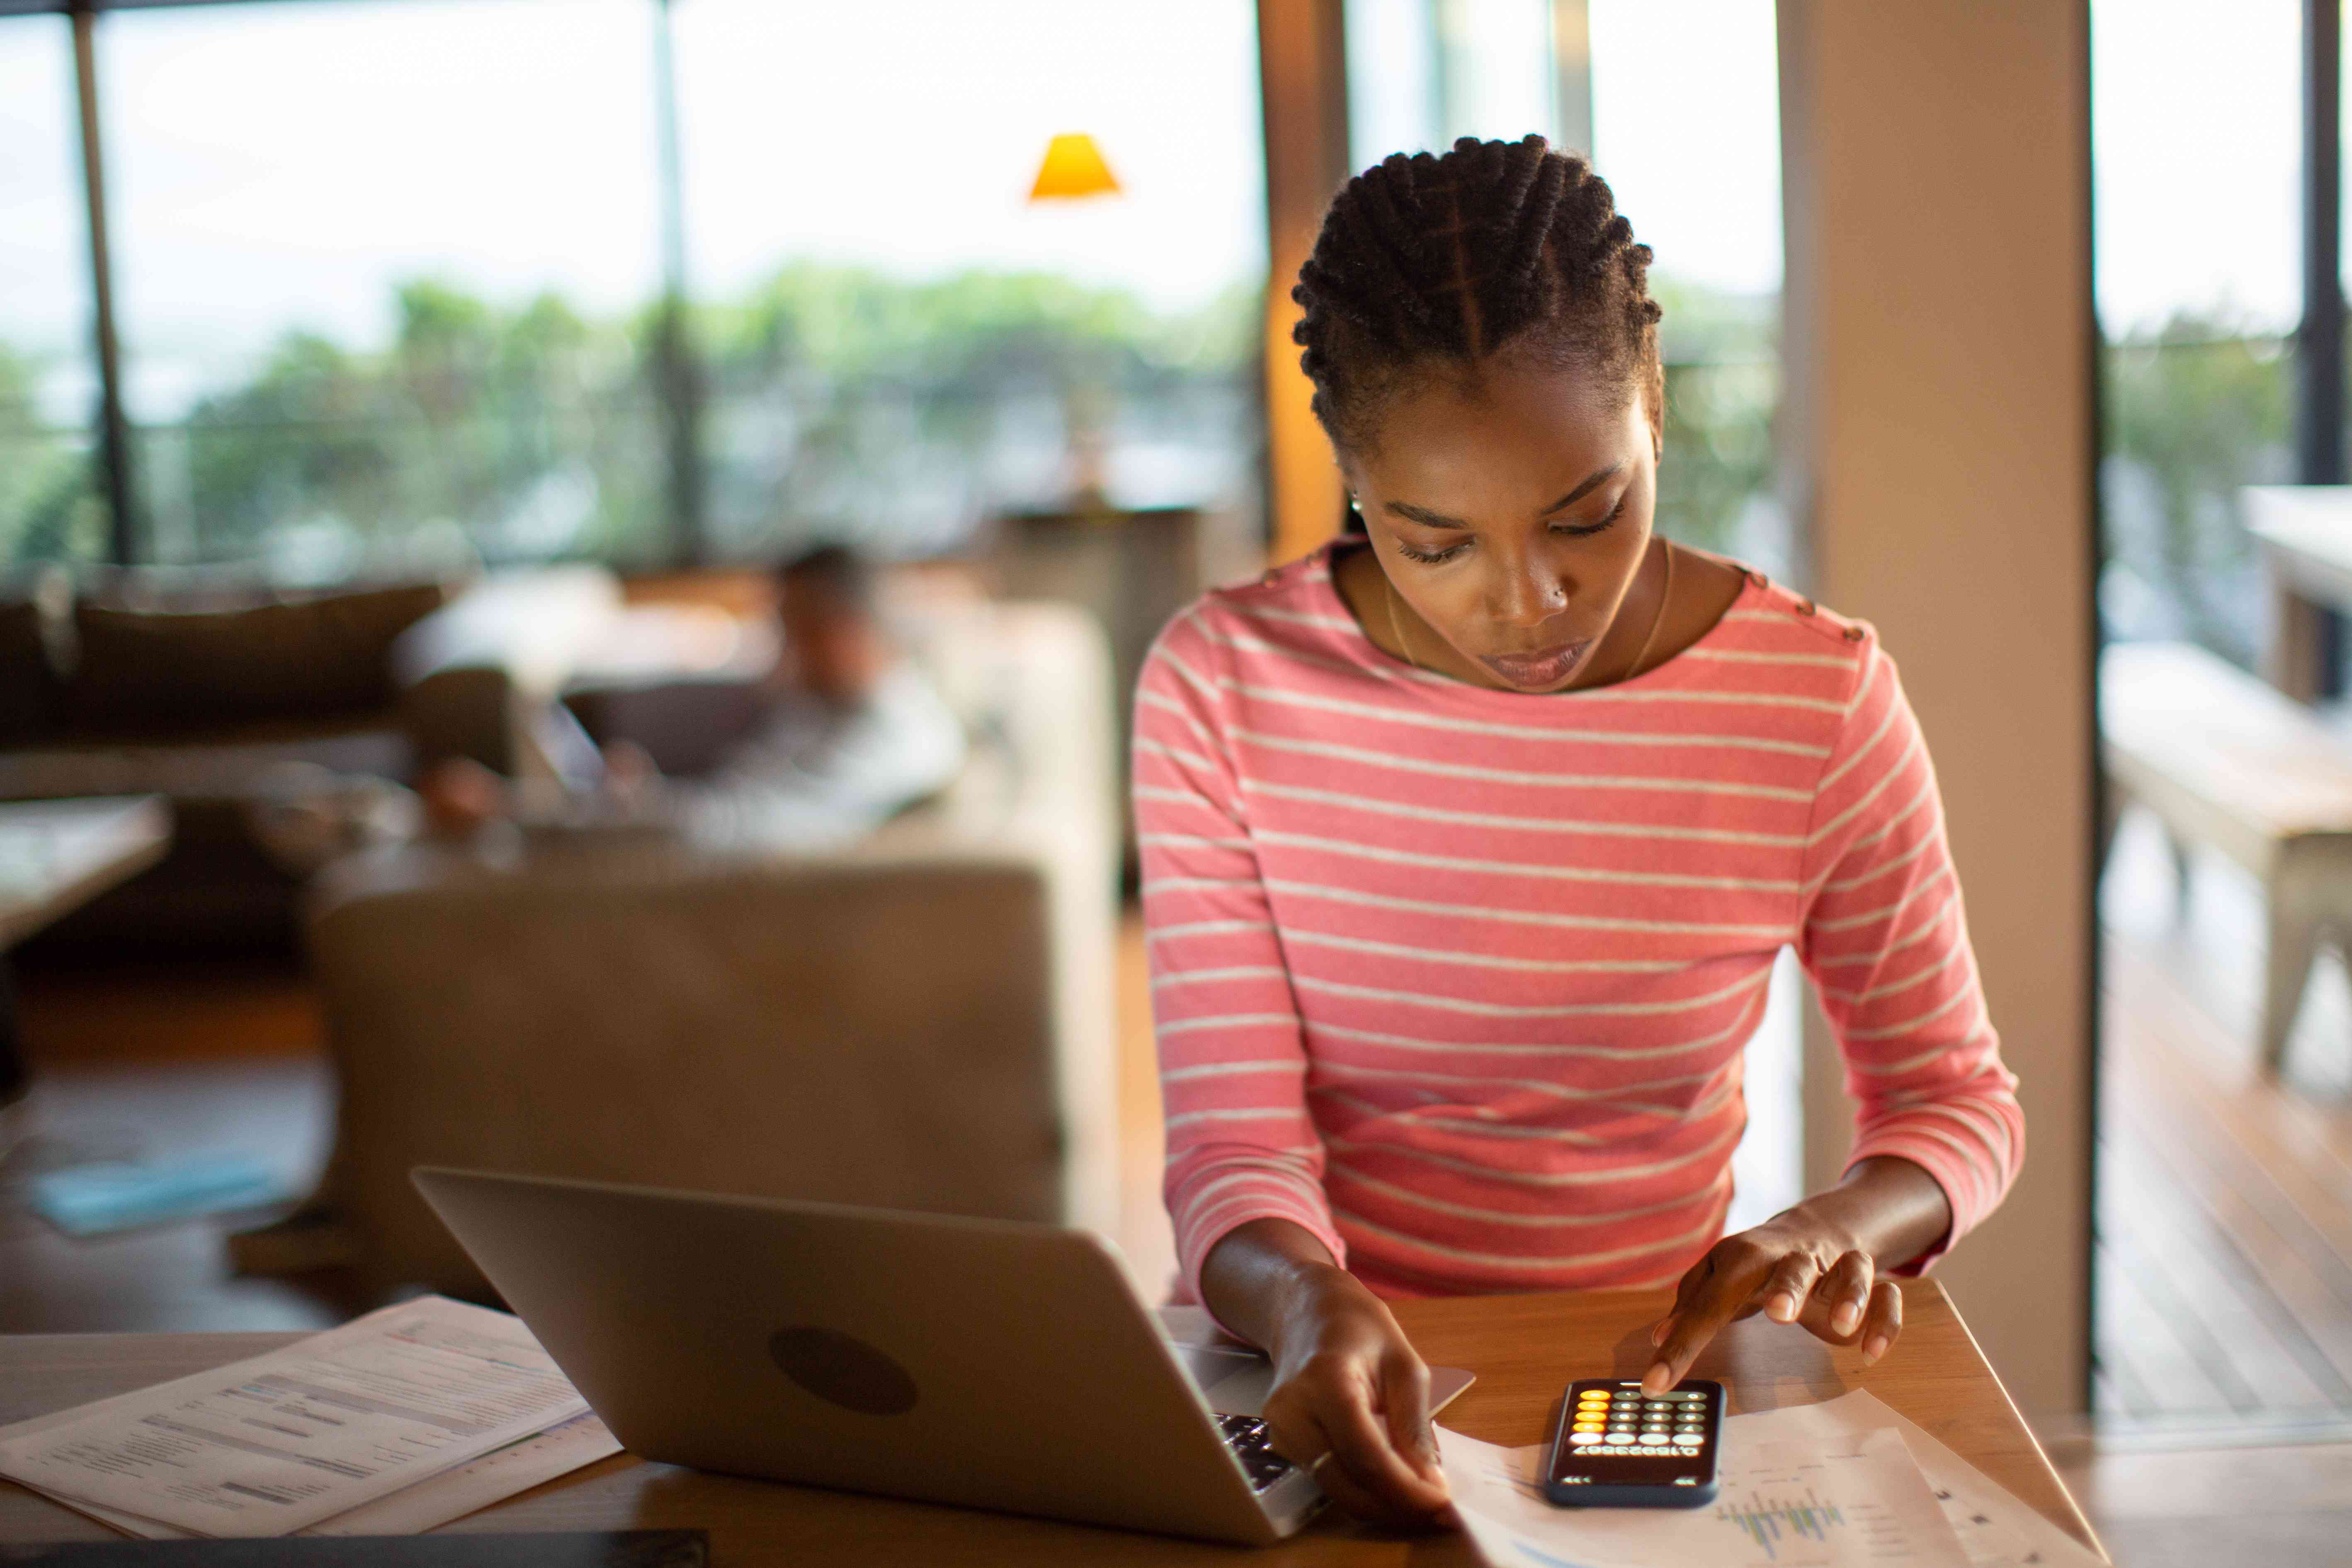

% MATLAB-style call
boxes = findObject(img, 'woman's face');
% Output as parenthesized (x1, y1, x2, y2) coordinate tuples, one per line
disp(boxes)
(1346, 357, 1658, 693)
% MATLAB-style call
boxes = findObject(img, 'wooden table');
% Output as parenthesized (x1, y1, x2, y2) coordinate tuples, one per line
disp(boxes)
(0, 796, 171, 1109)
(2244, 484, 2352, 702)
(0, 1283, 2102, 1564)
(0, 796, 172, 952)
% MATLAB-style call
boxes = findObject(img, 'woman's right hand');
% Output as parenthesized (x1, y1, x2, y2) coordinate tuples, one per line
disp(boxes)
(1258, 1263, 1454, 1527)
(1199, 1219, 1453, 1528)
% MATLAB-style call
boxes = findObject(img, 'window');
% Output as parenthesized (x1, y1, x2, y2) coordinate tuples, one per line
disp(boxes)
(670, 0, 1267, 559)
(2093, 0, 2302, 669)
(1591, 0, 1785, 576)
(100, 0, 668, 574)
(0, 13, 100, 563)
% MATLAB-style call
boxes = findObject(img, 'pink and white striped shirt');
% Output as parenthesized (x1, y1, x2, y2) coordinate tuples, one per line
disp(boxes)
(1135, 542, 2024, 1304)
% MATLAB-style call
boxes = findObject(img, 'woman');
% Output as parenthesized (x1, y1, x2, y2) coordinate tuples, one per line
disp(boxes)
(1133, 136, 2023, 1527)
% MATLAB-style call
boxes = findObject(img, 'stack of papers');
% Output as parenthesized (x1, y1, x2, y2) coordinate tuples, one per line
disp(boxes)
(1439, 1388, 2107, 1568)
(0, 1296, 622, 1539)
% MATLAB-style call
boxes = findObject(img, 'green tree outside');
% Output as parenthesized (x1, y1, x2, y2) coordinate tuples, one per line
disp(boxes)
(2101, 314, 2290, 668)
(4, 265, 1785, 573)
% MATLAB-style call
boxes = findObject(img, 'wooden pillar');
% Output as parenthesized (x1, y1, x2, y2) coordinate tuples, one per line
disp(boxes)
(1257, 0, 1351, 565)
(1779, 0, 2098, 1416)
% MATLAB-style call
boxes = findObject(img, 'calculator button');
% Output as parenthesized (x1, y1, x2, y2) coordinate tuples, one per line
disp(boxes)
(1568, 1431, 1602, 1445)
(1604, 1433, 1635, 1444)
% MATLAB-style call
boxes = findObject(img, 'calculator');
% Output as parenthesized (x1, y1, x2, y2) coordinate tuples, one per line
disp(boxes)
(1541, 1378, 1723, 1507)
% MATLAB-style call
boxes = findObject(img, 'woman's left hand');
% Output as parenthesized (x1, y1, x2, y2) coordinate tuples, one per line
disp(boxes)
(1640, 1211, 1898, 1396)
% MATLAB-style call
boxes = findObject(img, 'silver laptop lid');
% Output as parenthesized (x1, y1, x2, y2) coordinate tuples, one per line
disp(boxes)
(411, 1167, 1292, 1545)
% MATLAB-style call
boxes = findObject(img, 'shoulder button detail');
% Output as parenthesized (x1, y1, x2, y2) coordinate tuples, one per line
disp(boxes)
(1842, 624, 1865, 642)
(1795, 597, 1817, 617)
(1744, 568, 1769, 588)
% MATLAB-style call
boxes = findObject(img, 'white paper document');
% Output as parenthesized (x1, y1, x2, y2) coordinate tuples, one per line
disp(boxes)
(1723, 1391, 2106, 1568)
(0, 1297, 595, 1538)
(308, 1410, 621, 1536)
(1441, 1423, 1971, 1568)
(15, 1414, 623, 1543)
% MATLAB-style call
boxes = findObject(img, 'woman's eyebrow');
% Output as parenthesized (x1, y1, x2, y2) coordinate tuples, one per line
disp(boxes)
(1538, 464, 1624, 515)
(1383, 463, 1624, 531)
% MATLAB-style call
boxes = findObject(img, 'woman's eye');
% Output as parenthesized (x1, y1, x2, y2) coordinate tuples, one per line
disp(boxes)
(1397, 540, 1471, 565)
(1554, 498, 1627, 539)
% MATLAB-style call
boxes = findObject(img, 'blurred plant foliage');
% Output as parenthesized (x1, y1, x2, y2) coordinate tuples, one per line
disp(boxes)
(0, 341, 104, 563)
(2101, 314, 2290, 668)
(1651, 276, 1779, 562)
(3, 265, 1784, 569)
(694, 265, 1260, 556)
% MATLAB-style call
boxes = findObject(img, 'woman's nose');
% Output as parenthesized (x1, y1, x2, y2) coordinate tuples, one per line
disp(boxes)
(1490, 562, 1570, 629)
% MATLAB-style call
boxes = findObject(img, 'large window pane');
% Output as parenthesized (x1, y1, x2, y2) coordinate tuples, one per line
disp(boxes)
(0, 14, 101, 563)
(1591, 0, 1785, 576)
(102, 0, 667, 574)
(671, 0, 1267, 559)
(2093, 0, 2301, 668)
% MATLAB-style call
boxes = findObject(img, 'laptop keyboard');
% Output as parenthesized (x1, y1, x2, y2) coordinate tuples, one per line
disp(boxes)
(1216, 1414, 1298, 1493)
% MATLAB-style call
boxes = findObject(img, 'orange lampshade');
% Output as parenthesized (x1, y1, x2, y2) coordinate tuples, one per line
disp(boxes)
(1028, 132, 1121, 201)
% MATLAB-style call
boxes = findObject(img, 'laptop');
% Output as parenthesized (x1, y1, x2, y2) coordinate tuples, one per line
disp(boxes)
(411, 1168, 1473, 1546)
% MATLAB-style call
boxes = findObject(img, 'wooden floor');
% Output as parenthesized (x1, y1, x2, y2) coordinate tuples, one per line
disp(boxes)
(2097, 813, 2352, 1437)
(0, 959, 355, 1336)
(8, 876, 2352, 1563)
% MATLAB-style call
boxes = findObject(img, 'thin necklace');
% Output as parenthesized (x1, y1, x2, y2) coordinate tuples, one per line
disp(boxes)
(1383, 538, 1675, 686)
(1623, 538, 1675, 682)
(1385, 573, 1424, 672)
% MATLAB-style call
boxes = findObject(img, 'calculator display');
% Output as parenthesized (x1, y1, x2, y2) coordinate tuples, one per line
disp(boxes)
(1544, 1379, 1722, 1492)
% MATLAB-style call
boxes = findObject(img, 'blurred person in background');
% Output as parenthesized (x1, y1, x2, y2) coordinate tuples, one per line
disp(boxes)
(614, 542, 965, 853)
(376, 545, 963, 856)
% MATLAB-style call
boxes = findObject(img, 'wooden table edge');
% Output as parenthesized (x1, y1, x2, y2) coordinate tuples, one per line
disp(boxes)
(1937, 1287, 2110, 1561)
(0, 1282, 2111, 1562)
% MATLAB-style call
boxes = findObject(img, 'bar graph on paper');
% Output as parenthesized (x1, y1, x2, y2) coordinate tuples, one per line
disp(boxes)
(1439, 1426, 1975, 1568)
(1704, 1453, 1943, 1566)
(1715, 1485, 1848, 1558)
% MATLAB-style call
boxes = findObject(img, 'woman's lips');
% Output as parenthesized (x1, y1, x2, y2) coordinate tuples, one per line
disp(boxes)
(1477, 639, 1592, 688)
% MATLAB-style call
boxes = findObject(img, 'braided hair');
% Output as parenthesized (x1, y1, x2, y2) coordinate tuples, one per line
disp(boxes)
(1292, 134, 1664, 469)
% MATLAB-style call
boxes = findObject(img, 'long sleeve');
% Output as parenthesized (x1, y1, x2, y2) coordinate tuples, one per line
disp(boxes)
(1797, 632, 2026, 1269)
(1133, 610, 1347, 1307)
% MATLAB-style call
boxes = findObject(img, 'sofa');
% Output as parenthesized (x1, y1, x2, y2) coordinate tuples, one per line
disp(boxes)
(0, 565, 629, 954)
(0, 568, 454, 953)
(265, 594, 1121, 1301)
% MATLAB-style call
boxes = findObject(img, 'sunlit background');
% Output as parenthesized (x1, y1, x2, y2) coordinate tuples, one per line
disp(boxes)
(0, 0, 1800, 578)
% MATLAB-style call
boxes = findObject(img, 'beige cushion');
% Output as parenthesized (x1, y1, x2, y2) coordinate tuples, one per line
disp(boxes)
(309, 852, 1059, 1300)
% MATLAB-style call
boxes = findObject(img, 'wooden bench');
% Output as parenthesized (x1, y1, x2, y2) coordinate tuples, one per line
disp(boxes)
(2102, 641, 2352, 1070)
